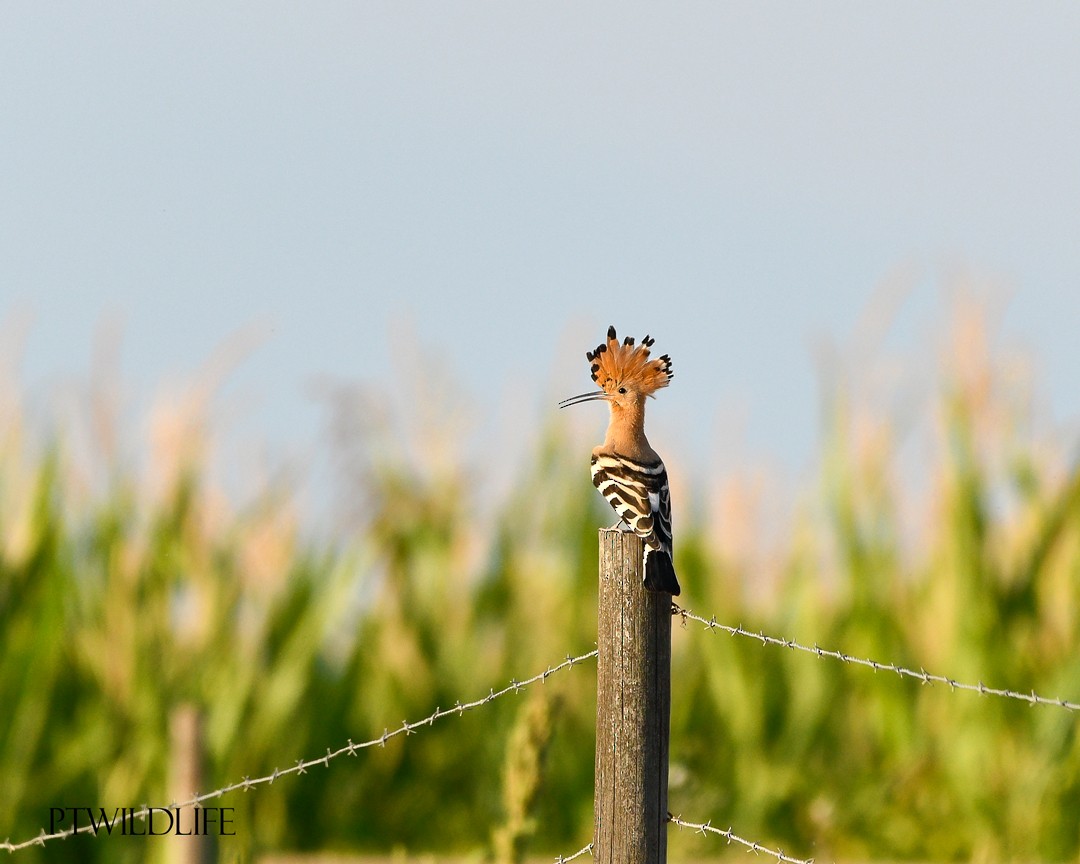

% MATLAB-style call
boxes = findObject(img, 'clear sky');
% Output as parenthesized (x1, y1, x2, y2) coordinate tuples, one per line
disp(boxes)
(3, 4, 1079, 501)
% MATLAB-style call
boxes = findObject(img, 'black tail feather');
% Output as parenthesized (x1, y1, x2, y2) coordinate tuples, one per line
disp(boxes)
(643, 548, 680, 596)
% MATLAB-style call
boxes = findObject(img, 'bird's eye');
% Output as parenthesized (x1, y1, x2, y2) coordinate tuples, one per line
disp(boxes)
(618, 387, 627, 394)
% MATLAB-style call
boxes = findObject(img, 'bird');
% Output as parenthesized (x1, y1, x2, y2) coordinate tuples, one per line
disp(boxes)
(559, 325, 680, 596)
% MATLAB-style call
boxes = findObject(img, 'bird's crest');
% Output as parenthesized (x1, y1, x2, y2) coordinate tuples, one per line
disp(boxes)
(585, 325, 673, 395)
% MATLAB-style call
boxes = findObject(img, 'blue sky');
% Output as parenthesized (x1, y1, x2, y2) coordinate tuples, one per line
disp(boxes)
(2, 3, 1079, 500)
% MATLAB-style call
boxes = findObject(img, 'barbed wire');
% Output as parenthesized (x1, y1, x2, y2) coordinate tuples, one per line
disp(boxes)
(1, 648, 599, 854)
(558, 815, 804, 864)
(13, 597, 1075, 856)
(668, 814, 813, 864)
(673, 603, 1080, 712)
(556, 817, 808, 864)
(554, 841, 593, 862)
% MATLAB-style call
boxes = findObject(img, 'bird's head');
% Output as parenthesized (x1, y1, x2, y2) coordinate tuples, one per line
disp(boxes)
(559, 325, 673, 414)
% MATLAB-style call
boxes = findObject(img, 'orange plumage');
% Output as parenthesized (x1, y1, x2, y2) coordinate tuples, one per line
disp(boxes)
(586, 326, 673, 397)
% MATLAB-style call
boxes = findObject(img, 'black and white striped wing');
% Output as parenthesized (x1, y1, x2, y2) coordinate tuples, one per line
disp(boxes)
(590, 453, 681, 595)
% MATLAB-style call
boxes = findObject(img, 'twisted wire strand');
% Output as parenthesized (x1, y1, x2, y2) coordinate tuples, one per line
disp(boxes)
(1, 648, 598, 854)
(553, 841, 593, 862)
(673, 603, 1080, 712)
(669, 814, 814, 864)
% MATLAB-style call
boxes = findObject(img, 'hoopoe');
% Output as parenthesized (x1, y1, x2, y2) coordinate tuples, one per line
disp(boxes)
(560, 325, 680, 596)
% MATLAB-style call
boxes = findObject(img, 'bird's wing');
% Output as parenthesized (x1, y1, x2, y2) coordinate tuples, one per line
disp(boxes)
(591, 453, 672, 555)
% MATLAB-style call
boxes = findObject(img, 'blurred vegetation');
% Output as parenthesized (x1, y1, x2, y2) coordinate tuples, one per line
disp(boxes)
(3, 300, 1080, 862)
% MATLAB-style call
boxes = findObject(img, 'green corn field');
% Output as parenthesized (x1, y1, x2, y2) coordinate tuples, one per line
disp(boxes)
(2, 300, 1080, 863)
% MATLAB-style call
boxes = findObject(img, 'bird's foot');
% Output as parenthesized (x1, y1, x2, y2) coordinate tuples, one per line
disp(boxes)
(608, 518, 632, 533)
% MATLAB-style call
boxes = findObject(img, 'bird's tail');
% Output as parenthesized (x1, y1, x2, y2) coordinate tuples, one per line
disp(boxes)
(643, 548, 681, 596)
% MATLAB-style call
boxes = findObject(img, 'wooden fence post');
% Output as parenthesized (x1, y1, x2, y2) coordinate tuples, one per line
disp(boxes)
(594, 529, 671, 864)
(168, 704, 209, 864)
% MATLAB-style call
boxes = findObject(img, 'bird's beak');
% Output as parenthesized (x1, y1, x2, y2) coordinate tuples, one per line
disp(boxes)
(558, 390, 610, 409)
